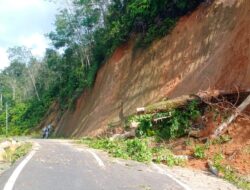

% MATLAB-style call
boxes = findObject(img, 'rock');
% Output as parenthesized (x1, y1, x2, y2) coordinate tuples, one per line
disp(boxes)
(110, 121, 138, 140)
(130, 121, 139, 129)
(136, 107, 145, 113)
(11, 140, 17, 145)
(173, 155, 190, 160)
(0, 147, 6, 161)
(208, 160, 219, 176)
(110, 128, 136, 140)
(0, 141, 11, 149)
(9, 145, 19, 152)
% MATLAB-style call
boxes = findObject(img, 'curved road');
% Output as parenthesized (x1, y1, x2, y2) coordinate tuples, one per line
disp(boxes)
(0, 140, 189, 190)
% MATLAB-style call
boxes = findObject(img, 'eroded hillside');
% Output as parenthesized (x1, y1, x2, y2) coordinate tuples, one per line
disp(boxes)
(51, 0, 250, 137)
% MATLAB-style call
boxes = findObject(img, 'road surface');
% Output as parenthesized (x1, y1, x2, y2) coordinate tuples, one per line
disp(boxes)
(0, 140, 189, 190)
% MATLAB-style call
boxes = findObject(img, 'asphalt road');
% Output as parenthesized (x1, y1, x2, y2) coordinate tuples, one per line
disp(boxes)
(0, 140, 189, 190)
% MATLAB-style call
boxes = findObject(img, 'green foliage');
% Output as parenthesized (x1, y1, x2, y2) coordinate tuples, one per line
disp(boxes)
(80, 138, 129, 159)
(4, 143, 32, 164)
(152, 146, 185, 166)
(222, 167, 250, 190)
(126, 139, 152, 162)
(130, 114, 154, 137)
(213, 153, 224, 169)
(193, 145, 206, 159)
(184, 138, 194, 147)
(0, 0, 204, 135)
(47, 0, 204, 108)
(212, 153, 250, 190)
(81, 138, 152, 162)
(79, 137, 184, 165)
(85, 63, 98, 87)
(212, 135, 232, 145)
(92, 0, 204, 58)
(0, 93, 53, 136)
(156, 101, 201, 139)
(130, 101, 201, 140)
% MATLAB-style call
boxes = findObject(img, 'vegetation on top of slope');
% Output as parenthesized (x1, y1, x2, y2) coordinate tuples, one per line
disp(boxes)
(0, 0, 204, 135)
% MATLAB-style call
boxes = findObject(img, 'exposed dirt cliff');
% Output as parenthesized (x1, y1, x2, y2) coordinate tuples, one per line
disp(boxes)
(52, 0, 250, 137)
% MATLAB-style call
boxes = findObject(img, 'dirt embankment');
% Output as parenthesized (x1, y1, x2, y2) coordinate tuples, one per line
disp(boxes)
(169, 115, 250, 175)
(51, 0, 250, 137)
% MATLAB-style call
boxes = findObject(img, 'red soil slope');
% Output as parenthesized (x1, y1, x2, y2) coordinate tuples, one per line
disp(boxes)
(54, 0, 250, 137)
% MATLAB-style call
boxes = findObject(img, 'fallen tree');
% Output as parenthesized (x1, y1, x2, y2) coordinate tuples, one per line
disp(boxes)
(110, 121, 139, 140)
(136, 95, 201, 114)
(213, 94, 250, 137)
(136, 89, 250, 114)
(109, 90, 250, 140)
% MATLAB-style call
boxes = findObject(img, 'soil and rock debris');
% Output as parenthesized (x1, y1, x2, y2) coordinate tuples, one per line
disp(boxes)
(185, 117, 250, 174)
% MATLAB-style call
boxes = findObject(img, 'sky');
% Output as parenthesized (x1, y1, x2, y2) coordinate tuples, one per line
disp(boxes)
(0, 0, 64, 70)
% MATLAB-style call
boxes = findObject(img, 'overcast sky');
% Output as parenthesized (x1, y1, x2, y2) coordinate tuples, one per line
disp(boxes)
(0, 0, 64, 70)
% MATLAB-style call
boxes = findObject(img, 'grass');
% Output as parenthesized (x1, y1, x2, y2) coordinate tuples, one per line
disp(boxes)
(4, 143, 32, 164)
(212, 153, 250, 190)
(212, 135, 232, 145)
(219, 165, 250, 190)
(193, 145, 207, 159)
(78, 137, 185, 166)
(79, 135, 250, 189)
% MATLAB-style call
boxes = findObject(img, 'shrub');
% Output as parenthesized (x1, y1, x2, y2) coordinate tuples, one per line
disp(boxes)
(130, 101, 201, 140)
(194, 145, 206, 159)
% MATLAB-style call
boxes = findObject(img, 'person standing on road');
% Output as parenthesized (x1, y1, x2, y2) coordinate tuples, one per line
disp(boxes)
(42, 127, 47, 138)
(47, 123, 53, 137)
(48, 124, 52, 133)
(45, 127, 49, 139)
(42, 126, 50, 139)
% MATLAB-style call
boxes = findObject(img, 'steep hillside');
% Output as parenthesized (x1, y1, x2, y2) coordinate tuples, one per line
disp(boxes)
(53, 0, 250, 137)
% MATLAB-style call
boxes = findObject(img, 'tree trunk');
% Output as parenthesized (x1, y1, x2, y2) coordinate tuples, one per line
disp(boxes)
(0, 94, 2, 111)
(136, 95, 201, 114)
(136, 90, 250, 114)
(213, 94, 250, 137)
(27, 68, 40, 101)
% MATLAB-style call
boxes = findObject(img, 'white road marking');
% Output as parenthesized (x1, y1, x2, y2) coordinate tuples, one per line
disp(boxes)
(87, 149, 105, 168)
(3, 150, 36, 190)
(152, 163, 192, 190)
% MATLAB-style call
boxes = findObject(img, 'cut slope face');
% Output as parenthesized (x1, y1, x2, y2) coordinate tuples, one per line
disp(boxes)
(55, 0, 250, 137)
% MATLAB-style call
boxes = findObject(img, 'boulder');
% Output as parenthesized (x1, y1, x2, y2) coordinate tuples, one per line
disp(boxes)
(0, 141, 11, 149)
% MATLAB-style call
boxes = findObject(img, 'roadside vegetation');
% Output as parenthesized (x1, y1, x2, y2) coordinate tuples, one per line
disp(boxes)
(129, 100, 201, 140)
(4, 142, 32, 164)
(187, 136, 250, 190)
(1, 138, 32, 171)
(79, 101, 201, 165)
(79, 137, 186, 166)
(212, 153, 250, 190)
(80, 98, 250, 190)
(0, 136, 6, 143)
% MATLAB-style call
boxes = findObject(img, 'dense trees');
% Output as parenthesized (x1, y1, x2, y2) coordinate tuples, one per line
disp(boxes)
(0, 0, 204, 135)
